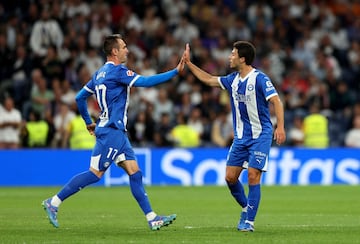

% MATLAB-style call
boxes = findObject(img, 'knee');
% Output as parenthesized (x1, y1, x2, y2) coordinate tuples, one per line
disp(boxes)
(90, 167, 104, 178)
(248, 169, 261, 185)
(225, 175, 238, 185)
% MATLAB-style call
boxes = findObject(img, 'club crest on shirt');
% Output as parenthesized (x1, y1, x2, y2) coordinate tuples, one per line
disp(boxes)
(103, 162, 110, 168)
(247, 84, 254, 91)
(126, 70, 135, 76)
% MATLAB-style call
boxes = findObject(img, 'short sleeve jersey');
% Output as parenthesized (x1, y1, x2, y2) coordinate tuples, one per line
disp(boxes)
(218, 69, 278, 139)
(84, 61, 139, 131)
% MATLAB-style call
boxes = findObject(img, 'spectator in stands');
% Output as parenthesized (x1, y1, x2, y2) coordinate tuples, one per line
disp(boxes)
(0, 32, 14, 97)
(10, 44, 33, 108)
(211, 36, 232, 68)
(141, 7, 162, 44)
(211, 108, 233, 147)
(247, 0, 273, 33)
(174, 92, 193, 120)
(347, 18, 360, 43)
(287, 114, 305, 147)
(291, 37, 315, 70)
(161, 0, 188, 29)
(62, 109, 95, 149)
(88, 16, 112, 50)
(304, 74, 330, 112)
(128, 109, 155, 147)
(187, 106, 205, 143)
(329, 19, 350, 65)
(346, 40, 360, 90)
(189, 0, 214, 29)
(170, 112, 200, 148)
(22, 110, 49, 148)
(63, 0, 91, 19)
(29, 5, 64, 67)
(51, 102, 75, 148)
(153, 112, 174, 147)
(63, 58, 79, 90)
(41, 44, 64, 83)
(157, 32, 178, 67)
(84, 47, 104, 76)
(344, 115, 360, 148)
(73, 34, 89, 68)
(153, 87, 174, 122)
(281, 64, 309, 111)
(173, 14, 200, 44)
(303, 103, 329, 148)
(227, 17, 252, 44)
(60, 79, 77, 107)
(0, 97, 22, 149)
(30, 75, 55, 119)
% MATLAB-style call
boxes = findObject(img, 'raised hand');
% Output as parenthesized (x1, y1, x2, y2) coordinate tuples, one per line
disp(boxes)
(176, 54, 185, 73)
(183, 43, 190, 63)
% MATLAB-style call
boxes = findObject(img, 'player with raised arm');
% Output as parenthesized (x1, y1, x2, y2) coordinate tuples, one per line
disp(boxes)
(42, 34, 184, 230)
(183, 42, 286, 232)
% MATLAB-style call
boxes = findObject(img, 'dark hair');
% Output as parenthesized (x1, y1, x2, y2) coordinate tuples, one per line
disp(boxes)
(103, 34, 122, 56)
(233, 41, 256, 65)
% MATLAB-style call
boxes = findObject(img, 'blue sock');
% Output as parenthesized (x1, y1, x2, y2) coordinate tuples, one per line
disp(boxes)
(57, 171, 100, 201)
(129, 171, 152, 215)
(227, 180, 247, 208)
(247, 184, 261, 221)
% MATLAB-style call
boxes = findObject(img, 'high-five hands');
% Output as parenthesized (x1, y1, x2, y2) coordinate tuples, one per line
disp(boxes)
(183, 43, 190, 64)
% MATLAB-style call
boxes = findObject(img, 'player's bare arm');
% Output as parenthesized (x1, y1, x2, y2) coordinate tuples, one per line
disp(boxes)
(269, 95, 286, 145)
(184, 43, 220, 87)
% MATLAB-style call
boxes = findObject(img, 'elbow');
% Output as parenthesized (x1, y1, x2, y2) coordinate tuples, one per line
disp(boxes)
(75, 94, 82, 103)
(75, 93, 86, 105)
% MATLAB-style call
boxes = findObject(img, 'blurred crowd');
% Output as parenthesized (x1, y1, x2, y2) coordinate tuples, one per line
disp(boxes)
(0, 0, 360, 149)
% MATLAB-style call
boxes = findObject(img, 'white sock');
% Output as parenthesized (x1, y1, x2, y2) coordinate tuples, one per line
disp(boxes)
(146, 211, 157, 221)
(50, 195, 62, 208)
(242, 206, 248, 212)
(245, 220, 254, 226)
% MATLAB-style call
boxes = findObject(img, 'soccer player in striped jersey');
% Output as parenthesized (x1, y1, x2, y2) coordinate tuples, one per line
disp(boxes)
(183, 41, 286, 232)
(42, 34, 184, 230)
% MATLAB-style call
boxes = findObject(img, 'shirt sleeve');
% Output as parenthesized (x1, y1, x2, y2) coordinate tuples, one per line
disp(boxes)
(260, 74, 278, 100)
(131, 69, 178, 87)
(219, 72, 238, 90)
(75, 88, 93, 125)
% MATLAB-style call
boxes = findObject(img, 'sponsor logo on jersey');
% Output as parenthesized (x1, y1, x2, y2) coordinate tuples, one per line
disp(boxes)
(234, 93, 251, 103)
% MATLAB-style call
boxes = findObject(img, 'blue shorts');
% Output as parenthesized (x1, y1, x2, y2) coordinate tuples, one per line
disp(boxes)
(90, 128, 136, 171)
(226, 136, 272, 172)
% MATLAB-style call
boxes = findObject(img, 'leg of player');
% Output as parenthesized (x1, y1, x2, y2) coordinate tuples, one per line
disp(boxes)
(241, 167, 262, 232)
(120, 160, 176, 231)
(42, 168, 101, 228)
(225, 166, 248, 230)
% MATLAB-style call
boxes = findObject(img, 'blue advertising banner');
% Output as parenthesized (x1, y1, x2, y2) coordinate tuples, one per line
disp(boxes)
(0, 148, 359, 186)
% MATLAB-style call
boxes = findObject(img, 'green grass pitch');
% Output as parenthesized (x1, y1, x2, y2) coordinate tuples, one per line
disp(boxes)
(0, 185, 359, 244)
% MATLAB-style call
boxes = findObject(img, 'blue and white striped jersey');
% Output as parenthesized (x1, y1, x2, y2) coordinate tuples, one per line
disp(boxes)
(84, 61, 139, 131)
(218, 69, 278, 139)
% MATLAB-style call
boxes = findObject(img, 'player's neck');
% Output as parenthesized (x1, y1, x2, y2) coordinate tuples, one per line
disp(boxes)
(107, 56, 121, 65)
(239, 65, 253, 79)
